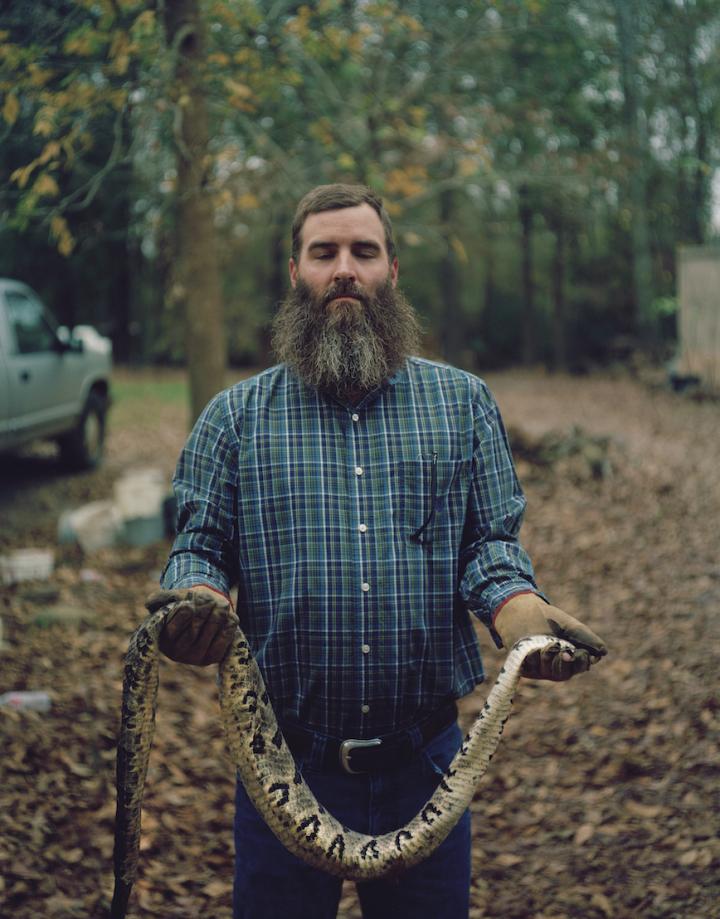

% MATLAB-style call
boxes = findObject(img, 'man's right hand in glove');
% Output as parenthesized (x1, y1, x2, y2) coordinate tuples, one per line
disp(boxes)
(146, 587, 239, 666)
(494, 591, 607, 681)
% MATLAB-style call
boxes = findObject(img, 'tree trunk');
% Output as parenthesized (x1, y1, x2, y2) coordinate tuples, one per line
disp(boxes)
(614, 0, 655, 349)
(259, 220, 287, 367)
(680, 2, 709, 244)
(268, 219, 287, 311)
(165, 0, 226, 426)
(550, 215, 568, 373)
(439, 188, 463, 364)
(481, 222, 496, 369)
(518, 184, 536, 365)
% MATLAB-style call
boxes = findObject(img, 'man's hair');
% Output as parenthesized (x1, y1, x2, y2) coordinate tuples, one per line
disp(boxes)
(291, 183, 397, 263)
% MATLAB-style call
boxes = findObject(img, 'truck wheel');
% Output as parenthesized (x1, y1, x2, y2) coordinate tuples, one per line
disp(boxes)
(59, 391, 107, 470)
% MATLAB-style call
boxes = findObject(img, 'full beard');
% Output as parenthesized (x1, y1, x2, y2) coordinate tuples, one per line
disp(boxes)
(272, 276, 421, 400)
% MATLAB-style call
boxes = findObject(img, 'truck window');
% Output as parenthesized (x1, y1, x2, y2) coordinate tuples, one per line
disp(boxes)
(6, 290, 56, 355)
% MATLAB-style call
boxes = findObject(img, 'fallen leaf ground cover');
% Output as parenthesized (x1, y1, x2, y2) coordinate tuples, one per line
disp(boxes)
(1, 367, 718, 918)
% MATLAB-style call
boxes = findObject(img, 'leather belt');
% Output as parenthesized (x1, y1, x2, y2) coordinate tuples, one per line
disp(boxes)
(281, 702, 458, 775)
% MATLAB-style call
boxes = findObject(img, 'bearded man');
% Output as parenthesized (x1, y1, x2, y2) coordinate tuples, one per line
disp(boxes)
(154, 184, 607, 919)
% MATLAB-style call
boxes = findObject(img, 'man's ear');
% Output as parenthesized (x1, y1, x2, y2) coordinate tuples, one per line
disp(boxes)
(288, 257, 298, 289)
(390, 257, 399, 288)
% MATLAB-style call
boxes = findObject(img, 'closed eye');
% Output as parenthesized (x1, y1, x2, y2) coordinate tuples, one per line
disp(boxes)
(353, 244, 381, 259)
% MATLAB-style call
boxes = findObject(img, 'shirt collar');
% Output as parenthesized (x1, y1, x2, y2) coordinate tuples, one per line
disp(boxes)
(285, 360, 409, 411)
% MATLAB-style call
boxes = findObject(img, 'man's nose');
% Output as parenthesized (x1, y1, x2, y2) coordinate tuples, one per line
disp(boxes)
(333, 251, 357, 281)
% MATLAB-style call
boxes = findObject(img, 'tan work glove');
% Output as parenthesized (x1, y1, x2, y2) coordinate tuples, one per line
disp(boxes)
(494, 592, 607, 681)
(146, 587, 239, 666)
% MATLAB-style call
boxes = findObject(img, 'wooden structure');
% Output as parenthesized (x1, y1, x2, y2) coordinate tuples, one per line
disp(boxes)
(677, 245, 720, 391)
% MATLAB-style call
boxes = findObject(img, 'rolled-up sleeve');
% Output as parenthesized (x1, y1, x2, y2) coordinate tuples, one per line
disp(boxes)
(161, 393, 239, 594)
(458, 382, 542, 645)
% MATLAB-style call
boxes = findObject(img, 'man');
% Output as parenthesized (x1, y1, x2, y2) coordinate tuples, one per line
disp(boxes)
(153, 184, 607, 919)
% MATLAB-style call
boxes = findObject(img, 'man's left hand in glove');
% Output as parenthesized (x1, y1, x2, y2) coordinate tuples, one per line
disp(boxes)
(494, 591, 608, 681)
(146, 587, 239, 666)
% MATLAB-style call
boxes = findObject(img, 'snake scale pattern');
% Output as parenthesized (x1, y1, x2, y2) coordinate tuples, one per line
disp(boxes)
(111, 604, 573, 917)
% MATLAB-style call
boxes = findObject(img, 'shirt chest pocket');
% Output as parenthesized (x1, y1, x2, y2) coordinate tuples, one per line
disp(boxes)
(391, 456, 471, 548)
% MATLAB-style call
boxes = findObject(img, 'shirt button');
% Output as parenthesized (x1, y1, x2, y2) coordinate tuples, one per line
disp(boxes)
(358, 524, 367, 533)
(361, 704, 370, 714)
(351, 413, 360, 422)
(355, 466, 363, 476)
(361, 582, 370, 592)
(361, 644, 370, 654)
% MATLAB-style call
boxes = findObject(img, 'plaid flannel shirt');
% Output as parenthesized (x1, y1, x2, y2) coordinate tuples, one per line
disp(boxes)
(162, 357, 540, 738)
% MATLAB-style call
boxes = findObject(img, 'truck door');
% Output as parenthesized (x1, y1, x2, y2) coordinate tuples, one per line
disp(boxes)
(4, 288, 80, 441)
(0, 333, 10, 445)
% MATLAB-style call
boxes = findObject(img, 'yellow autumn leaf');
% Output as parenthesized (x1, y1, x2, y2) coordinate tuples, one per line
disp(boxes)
(285, 70, 303, 87)
(347, 32, 364, 54)
(33, 108, 55, 136)
(109, 88, 128, 111)
(10, 162, 36, 189)
(113, 53, 129, 75)
(28, 63, 53, 87)
(33, 173, 60, 198)
(237, 193, 259, 210)
(216, 188, 234, 208)
(50, 215, 65, 237)
(225, 79, 253, 100)
(50, 215, 75, 257)
(132, 9, 156, 36)
(0, 41, 23, 68)
(39, 140, 61, 164)
(450, 236, 468, 264)
(458, 157, 478, 178)
(3, 91, 19, 125)
(64, 31, 95, 56)
(210, 1, 242, 28)
(110, 31, 130, 75)
(385, 167, 426, 198)
(61, 134, 76, 165)
(323, 25, 345, 51)
(397, 14, 423, 33)
(337, 152, 355, 171)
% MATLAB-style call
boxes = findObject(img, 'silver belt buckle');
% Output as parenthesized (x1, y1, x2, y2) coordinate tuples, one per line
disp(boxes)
(339, 737, 382, 774)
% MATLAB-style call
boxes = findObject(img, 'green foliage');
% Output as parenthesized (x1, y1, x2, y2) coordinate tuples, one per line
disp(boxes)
(1, 0, 719, 368)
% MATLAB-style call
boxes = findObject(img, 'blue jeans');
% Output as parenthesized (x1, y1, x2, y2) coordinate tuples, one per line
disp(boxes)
(233, 721, 471, 919)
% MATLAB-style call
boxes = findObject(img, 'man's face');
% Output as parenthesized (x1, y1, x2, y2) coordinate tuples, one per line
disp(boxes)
(274, 201, 418, 400)
(289, 203, 399, 304)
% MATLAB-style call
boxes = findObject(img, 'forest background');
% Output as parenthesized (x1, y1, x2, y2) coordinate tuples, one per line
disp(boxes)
(2, 4, 720, 917)
(1, 0, 719, 420)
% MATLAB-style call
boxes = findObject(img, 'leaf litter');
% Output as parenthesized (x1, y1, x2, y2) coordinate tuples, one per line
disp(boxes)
(0, 369, 718, 917)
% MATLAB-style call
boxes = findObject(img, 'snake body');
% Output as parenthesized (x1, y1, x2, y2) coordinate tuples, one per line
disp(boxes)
(112, 605, 573, 917)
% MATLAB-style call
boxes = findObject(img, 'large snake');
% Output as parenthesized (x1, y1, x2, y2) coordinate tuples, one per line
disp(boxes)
(111, 605, 574, 918)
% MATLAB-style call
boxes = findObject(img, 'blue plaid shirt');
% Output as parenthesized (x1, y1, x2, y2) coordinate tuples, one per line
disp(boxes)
(162, 357, 540, 737)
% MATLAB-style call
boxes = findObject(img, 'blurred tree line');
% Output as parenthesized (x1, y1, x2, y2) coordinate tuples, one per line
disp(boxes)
(1, 0, 719, 415)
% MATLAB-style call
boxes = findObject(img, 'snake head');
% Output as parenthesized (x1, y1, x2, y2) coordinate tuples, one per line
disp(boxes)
(512, 634, 592, 681)
(511, 634, 574, 654)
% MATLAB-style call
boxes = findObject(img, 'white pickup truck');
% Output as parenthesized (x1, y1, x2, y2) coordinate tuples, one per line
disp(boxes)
(0, 278, 112, 469)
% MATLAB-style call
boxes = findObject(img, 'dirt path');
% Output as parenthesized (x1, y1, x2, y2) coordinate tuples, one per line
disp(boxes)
(1, 369, 718, 917)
